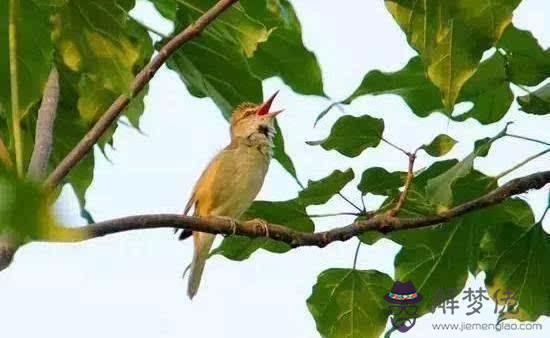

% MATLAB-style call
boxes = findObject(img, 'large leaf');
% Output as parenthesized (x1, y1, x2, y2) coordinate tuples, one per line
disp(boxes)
(358, 167, 405, 196)
(47, 0, 153, 211)
(212, 199, 314, 261)
(343, 53, 514, 124)
(298, 169, 354, 205)
(307, 269, 393, 338)
(481, 222, 550, 321)
(518, 83, 550, 115)
(307, 115, 384, 158)
(243, 0, 324, 96)
(498, 25, 550, 86)
(385, 0, 521, 110)
(390, 169, 534, 315)
(425, 128, 503, 208)
(0, 0, 54, 166)
(452, 52, 514, 124)
(343, 57, 442, 117)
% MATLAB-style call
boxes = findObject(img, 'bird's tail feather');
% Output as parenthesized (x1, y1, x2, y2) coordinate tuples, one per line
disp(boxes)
(187, 232, 215, 299)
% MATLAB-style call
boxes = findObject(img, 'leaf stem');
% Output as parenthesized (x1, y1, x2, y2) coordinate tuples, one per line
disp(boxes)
(352, 239, 362, 269)
(8, 0, 23, 177)
(506, 133, 550, 147)
(382, 137, 410, 157)
(338, 192, 363, 212)
(389, 152, 417, 217)
(495, 148, 550, 180)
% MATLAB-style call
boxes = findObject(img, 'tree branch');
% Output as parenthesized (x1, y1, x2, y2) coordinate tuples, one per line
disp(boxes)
(388, 151, 417, 216)
(43, 0, 239, 189)
(27, 67, 59, 180)
(42, 170, 550, 248)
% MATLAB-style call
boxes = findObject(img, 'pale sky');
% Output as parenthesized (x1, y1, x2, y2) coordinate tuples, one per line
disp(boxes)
(0, 1, 549, 337)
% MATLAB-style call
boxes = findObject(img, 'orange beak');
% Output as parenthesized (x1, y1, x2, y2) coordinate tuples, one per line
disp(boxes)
(256, 91, 279, 116)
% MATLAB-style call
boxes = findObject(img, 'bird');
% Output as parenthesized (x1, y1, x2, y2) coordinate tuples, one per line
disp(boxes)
(182, 91, 283, 299)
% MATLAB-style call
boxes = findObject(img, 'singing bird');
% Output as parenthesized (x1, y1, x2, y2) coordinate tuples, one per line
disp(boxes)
(183, 92, 282, 298)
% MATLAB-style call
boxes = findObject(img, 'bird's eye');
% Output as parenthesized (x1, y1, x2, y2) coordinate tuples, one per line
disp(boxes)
(245, 109, 255, 117)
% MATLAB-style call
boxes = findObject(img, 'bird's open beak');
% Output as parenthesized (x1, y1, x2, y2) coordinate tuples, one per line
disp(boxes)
(256, 91, 280, 116)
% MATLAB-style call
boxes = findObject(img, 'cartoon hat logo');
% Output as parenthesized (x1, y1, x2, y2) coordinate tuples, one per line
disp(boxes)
(384, 281, 422, 333)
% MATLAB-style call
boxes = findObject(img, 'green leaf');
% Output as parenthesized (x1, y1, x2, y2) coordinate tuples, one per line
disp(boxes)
(45, 0, 153, 213)
(307, 115, 384, 157)
(425, 128, 503, 208)
(165, 3, 265, 118)
(358, 160, 457, 244)
(498, 25, 550, 86)
(518, 83, 550, 115)
(0, 0, 54, 120)
(385, 0, 521, 110)
(390, 170, 534, 315)
(481, 223, 549, 321)
(344, 53, 514, 124)
(244, 0, 324, 96)
(474, 137, 492, 157)
(52, 0, 153, 122)
(0, 0, 54, 170)
(425, 152, 477, 208)
(212, 199, 314, 261)
(307, 269, 393, 338)
(422, 134, 457, 157)
(343, 57, 442, 117)
(358, 167, 405, 196)
(148, 0, 176, 20)
(299, 169, 354, 205)
(452, 53, 514, 124)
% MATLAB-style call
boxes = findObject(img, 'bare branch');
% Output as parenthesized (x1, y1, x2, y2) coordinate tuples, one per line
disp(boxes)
(388, 151, 417, 217)
(43, 0, 239, 189)
(41, 170, 550, 248)
(27, 67, 59, 180)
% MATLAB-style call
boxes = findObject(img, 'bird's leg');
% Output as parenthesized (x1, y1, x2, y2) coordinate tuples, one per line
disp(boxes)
(214, 216, 238, 236)
(249, 218, 270, 238)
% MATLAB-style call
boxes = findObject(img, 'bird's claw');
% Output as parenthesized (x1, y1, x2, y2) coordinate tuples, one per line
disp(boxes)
(217, 216, 237, 237)
(250, 218, 270, 238)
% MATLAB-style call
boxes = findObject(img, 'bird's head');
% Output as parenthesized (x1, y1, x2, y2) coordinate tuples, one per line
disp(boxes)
(230, 91, 283, 141)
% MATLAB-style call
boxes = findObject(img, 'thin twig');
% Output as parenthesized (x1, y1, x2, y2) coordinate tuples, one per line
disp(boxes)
(338, 192, 363, 212)
(27, 67, 59, 180)
(388, 152, 417, 217)
(495, 148, 550, 180)
(44, 0, 239, 189)
(352, 239, 362, 269)
(506, 133, 550, 147)
(381, 137, 410, 157)
(9, 0, 23, 176)
(39, 170, 550, 248)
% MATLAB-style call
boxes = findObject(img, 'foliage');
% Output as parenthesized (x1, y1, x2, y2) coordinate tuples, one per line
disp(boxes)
(1, 0, 549, 337)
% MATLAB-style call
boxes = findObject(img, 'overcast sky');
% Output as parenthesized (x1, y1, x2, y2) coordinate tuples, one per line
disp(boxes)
(0, 1, 549, 337)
